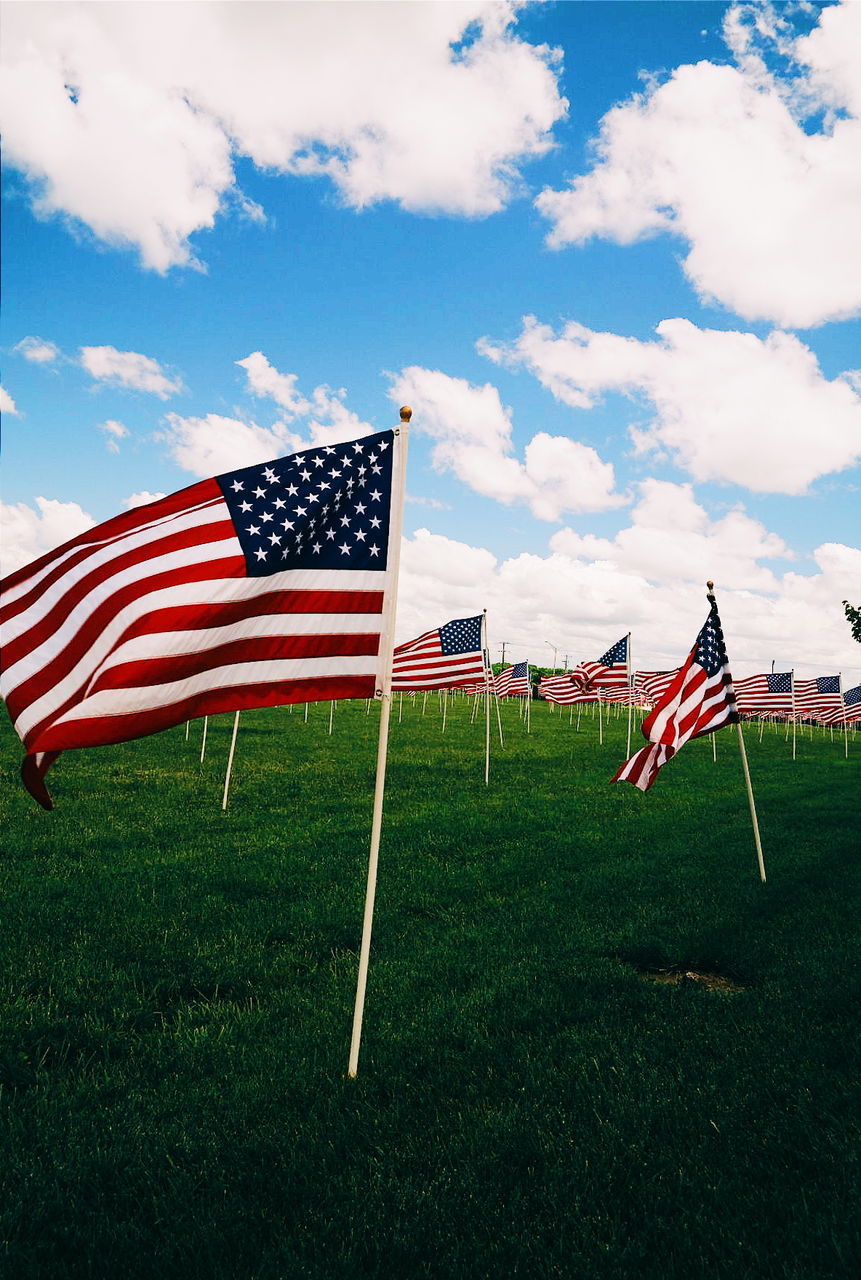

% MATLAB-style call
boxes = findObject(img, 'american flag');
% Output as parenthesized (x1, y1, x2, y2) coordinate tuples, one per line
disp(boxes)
(844, 683, 861, 724)
(634, 670, 677, 706)
(495, 661, 530, 697)
(391, 615, 487, 691)
(734, 671, 794, 716)
(1, 429, 397, 808)
(612, 602, 737, 792)
(538, 674, 594, 705)
(570, 635, 629, 692)
(794, 675, 842, 723)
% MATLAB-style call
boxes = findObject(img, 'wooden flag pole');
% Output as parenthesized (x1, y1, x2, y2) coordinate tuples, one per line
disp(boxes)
(348, 407, 411, 1079)
(222, 710, 241, 810)
(707, 581, 766, 883)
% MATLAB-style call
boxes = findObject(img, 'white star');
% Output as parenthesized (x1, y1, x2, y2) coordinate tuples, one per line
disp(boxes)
(260, 511, 273, 523)
(269, 532, 282, 545)
(263, 467, 277, 482)
(339, 514, 351, 527)
(354, 528, 367, 541)
(370, 489, 382, 501)
(230, 480, 244, 492)
(247, 524, 260, 536)
(357, 465, 367, 476)
(378, 440, 389, 450)
(274, 497, 286, 510)
(312, 541, 322, 553)
(370, 516, 381, 529)
(299, 468, 312, 482)
(239, 500, 252, 513)
(318, 480, 331, 491)
(338, 542, 351, 555)
(369, 453, 377, 463)
(254, 547, 267, 561)
(324, 446, 335, 454)
(308, 492, 320, 503)
(294, 455, 305, 465)
(353, 442, 364, 452)
(294, 505, 307, 517)
(355, 502, 366, 514)
(312, 455, 324, 467)
(286, 484, 298, 497)
(253, 486, 266, 499)
(329, 468, 341, 479)
(369, 544, 380, 557)
(282, 518, 295, 531)
(372, 464, 382, 474)
(326, 529, 336, 540)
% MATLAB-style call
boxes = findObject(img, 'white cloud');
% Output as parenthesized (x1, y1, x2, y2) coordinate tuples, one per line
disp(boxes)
(124, 490, 166, 510)
(0, 2, 566, 271)
(535, 0, 861, 327)
(483, 316, 861, 494)
(98, 418, 129, 453)
(236, 352, 310, 420)
(80, 346, 183, 398)
(0, 496, 95, 577)
(0, 386, 19, 415)
(14, 335, 61, 364)
(396, 526, 861, 684)
(388, 365, 624, 520)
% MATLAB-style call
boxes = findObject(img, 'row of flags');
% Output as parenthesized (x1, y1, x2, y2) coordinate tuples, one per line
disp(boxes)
(1, 423, 856, 808)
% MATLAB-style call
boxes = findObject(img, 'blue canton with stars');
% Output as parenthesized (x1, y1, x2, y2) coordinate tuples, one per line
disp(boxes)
(816, 675, 840, 694)
(695, 608, 730, 677)
(439, 616, 483, 655)
(216, 430, 394, 576)
(598, 636, 627, 666)
(766, 673, 792, 693)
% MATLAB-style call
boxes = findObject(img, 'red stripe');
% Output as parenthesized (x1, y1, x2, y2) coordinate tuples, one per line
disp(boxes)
(29, 676, 378, 755)
(0, 479, 221, 597)
(9, 556, 246, 734)
(3, 517, 237, 667)
(86, 632, 382, 693)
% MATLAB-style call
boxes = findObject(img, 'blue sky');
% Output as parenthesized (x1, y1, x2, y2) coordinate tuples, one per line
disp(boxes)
(2, 0, 860, 683)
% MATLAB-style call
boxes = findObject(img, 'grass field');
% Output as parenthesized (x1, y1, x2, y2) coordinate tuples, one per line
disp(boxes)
(1, 696, 859, 1279)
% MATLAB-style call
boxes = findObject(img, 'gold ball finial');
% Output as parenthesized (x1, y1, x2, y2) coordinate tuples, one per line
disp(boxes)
(400, 405, 412, 422)
(707, 580, 714, 591)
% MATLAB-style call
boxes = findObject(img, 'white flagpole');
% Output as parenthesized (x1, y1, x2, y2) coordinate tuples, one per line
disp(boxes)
(441, 688, 448, 733)
(348, 407, 411, 1079)
(222, 710, 241, 810)
(328, 700, 335, 736)
(185, 721, 190, 741)
(200, 715, 209, 763)
(482, 609, 491, 786)
(625, 631, 633, 758)
(597, 695, 603, 745)
(792, 669, 797, 760)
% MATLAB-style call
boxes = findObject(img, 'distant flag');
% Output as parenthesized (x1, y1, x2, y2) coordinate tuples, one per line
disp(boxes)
(613, 600, 737, 792)
(634, 670, 677, 707)
(495, 661, 530, 697)
(734, 671, 794, 717)
(1, 428, 398, 808)
(391, 615, 486, 691)
(570, 635, 629, 692)
(794, 675, 842, 723)
(843, 683, 861, 724)
(538, 674, 594, 705)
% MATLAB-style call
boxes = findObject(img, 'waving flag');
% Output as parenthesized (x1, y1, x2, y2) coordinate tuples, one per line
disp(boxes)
(634, 670, 677, 707)
(1, 429, 398, 808)
(392, 615, 486, 691)
(843, 683, 861, 724)
(794, 676, 842, 723)
(570, 635, 629, 692)
(495, 661, 530, 697)
(538, 674, 594, 705)
(734, 671, 794, 717)
(613, 602, 737, 792)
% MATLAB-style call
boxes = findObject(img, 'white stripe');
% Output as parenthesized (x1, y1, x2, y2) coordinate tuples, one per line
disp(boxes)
(2, 502, 230, 644)
(49, 655, 381, 728)
(95, 611, 385, 674)
(8, 568, 386, 738)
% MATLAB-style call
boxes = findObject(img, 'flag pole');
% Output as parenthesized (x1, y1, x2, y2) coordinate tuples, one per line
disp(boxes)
(482, 609, 491, 786)
(625, 631, 633, 758)
(200, 715, 209, 763)
(791, 669, 797, 760)
(221, 709, 241, 810)
(707, 581, 766, 883)
(348, 407, 411, 1079)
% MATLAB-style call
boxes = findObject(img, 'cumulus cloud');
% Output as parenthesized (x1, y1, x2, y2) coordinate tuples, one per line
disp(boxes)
(14, 335, 61, 364)
(0, 2, 566, 271)
(80, 346, 183, 398)
(482, 316, 861, 494)
(0, 386, 19, 415)
(388, 366, 624, 520)
(535, 0, 861, 327)
(98, 418, 129, 453)
(396, 526, 861, 683)
(124, 490, 166, 510)
(0, 496, 95, 576)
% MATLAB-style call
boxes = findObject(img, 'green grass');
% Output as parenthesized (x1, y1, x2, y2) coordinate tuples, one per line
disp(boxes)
(1, 697, 859, 1279)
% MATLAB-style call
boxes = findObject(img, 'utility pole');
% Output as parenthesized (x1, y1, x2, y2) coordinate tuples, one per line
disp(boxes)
(500, 641, 508, 666)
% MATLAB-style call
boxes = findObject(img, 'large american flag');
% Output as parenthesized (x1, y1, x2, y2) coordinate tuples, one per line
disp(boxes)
(612, 603, 737, 792)
(569, 635, 629, 692)
(1, 429, 397, 808)
(495, 661, 530, 697)
(734, 671, 794, 717)
(391, 615, 486, 691)
(794, 675, 842, 723)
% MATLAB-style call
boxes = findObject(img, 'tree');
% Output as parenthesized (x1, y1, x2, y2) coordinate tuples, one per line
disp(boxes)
(842, 601, 861, 644)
